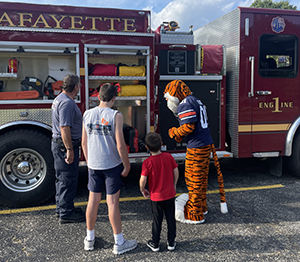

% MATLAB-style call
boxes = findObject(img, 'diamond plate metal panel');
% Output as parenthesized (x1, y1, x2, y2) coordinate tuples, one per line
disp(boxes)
(194, 8, 240, 157)
(0, 109, 52, 126)
(161, 34, 194, 44)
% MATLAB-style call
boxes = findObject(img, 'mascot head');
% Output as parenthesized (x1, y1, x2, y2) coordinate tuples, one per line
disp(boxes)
(164, 80, 192, 114)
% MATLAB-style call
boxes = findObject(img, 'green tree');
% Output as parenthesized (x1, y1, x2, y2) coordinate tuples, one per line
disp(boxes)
(250, 0, 297, 10)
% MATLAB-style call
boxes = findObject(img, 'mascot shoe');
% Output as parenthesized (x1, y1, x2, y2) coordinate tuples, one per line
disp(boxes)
(185, 218, 205, 224)
(220, 202, 228, 214)
(175, 194, 205, 224)
(175, 194, 188, 223)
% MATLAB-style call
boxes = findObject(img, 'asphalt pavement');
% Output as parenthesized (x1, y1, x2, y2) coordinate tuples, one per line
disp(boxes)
(1, 158, 300, 261)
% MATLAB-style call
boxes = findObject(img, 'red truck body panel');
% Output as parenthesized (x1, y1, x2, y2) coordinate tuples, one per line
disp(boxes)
(195, 7, 300, 158)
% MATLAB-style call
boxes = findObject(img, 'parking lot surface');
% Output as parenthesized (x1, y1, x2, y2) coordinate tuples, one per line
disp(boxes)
(1, 158, 300, 261)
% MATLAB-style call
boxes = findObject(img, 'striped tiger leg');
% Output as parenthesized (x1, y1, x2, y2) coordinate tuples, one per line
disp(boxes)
(184, 146, 210, 221)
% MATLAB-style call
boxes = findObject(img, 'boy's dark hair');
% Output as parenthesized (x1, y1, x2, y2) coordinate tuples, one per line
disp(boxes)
(62, 74, 80, 92)
(99, 83, 118, 102)
(145, 132, 162, 152)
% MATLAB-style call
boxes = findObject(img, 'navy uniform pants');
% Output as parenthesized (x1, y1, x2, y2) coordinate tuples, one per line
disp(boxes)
(51, 141, 79, 218)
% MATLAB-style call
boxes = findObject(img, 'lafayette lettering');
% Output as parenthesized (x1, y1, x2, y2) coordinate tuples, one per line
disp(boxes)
(0, 12, 137, 32)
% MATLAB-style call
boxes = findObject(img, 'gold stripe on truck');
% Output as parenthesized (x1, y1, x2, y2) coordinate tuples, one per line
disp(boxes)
(239, 123, 291, 133)
(80, 67, 85, 76)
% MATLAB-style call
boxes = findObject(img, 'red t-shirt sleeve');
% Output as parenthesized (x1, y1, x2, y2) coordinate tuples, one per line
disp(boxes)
(141, 160, 150, 177)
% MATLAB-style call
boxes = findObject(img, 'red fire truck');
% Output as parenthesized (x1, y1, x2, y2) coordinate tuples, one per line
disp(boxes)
(0, 3, 296, 208)
(0, 2, 226, 208)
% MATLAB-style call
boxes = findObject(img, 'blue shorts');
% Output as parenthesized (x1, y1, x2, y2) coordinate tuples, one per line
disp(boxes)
(88, 164, 123, 195)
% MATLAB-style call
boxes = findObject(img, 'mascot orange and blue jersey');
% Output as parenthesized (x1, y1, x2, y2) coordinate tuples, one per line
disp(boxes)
(164, 80, 228, 224)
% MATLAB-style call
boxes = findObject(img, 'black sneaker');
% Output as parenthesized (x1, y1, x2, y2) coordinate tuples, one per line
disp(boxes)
(147, 240, 159, 252)
(59, 209, 85, 224)
(167, 241, 176, 251)
(56, 207, 83, 218)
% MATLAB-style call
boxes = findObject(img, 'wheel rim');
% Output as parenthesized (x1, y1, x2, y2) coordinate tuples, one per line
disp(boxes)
(0, 148, 47, 192)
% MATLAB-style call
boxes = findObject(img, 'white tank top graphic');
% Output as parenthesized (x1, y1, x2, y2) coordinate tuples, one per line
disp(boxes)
(83, 107, 122, 170)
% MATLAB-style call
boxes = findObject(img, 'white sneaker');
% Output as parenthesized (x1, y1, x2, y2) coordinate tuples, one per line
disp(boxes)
(113, 239, 137, 255)
(84, 237, 95, 251)
(167, 241, 176, 251)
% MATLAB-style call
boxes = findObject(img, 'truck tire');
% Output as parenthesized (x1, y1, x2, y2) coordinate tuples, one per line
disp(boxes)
(286, 133, 300, 177)
(0, 129, 55, 207)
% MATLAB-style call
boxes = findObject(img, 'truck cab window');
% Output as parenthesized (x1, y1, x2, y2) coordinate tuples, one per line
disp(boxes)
(259, 34, 298, 78)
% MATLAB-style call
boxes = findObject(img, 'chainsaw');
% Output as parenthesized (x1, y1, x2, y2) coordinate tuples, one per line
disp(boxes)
(44, 75, 63, 99)
(0, 77, 44, 100)
(20, 77, 44, 97)
(0, 75, 63, 100)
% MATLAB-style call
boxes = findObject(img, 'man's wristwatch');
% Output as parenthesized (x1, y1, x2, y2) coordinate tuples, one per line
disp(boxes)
(67, 148, 73, 151)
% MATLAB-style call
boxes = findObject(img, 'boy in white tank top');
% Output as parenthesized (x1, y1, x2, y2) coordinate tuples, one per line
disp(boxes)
(82, 83, 137, 254)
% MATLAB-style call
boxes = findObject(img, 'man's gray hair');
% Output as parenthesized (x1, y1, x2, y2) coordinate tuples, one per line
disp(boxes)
(62, 74, 80, 93)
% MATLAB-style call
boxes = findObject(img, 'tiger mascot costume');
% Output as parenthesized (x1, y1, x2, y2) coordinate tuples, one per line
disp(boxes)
(164, 80, 228, 224)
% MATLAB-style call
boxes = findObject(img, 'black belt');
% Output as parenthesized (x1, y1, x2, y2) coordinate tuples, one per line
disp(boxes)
(52, 137, 81, 143)
(52, 137, 62, 143)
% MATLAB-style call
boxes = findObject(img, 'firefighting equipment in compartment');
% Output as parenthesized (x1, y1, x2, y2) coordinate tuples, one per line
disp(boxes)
(123, 124, 139, 153)
(0, 76, 44, 100)
(114, 82, 121, 93)
(0, 77, 43, 100)
(0, 90, 40, 100)
(90, 83, 121, 98)
(8, 58, 18, 73)
(44, 75, 62, 99)
(20, 77, 44, 97)
(118, 85, 146, 96)
(89, 88, 99, 97)
(90, 63, 117, 76)
(117, 64, 146, 76)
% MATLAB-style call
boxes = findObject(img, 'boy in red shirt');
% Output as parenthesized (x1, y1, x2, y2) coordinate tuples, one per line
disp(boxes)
(140, 132, 179, 252)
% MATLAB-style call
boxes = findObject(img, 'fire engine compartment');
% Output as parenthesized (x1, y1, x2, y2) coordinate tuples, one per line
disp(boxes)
(0, 42, 79, 103)
(0, 41, 151, 153)
(84, 44, 151, 151)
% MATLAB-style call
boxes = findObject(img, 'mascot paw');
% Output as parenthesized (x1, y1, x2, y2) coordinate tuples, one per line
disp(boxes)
(185, 218, 205, 224)
(175, 194, 189, 208)
(174, 136, 183, 142)
(220, 202, 228, 214)
(168, 127, 176, 139)
(175, 194, 205, 224)
(175, 194, 189, 223)
(168, 127, 182, 142)
(175, 209, 186, 222)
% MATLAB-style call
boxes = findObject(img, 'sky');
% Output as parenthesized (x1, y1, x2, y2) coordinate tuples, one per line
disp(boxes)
(3, 0, 300, 32)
